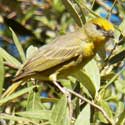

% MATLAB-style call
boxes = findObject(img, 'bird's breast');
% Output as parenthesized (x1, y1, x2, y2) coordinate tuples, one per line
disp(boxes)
(81, 42, 95, 58)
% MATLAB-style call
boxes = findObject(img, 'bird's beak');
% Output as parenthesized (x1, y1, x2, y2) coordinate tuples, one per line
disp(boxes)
(108, 30, 114, 38)
(103, 30, 114, 38)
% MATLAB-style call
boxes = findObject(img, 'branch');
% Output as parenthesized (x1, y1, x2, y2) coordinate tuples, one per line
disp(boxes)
(65, 88, 115, 125)
(96, 0, 117, 14)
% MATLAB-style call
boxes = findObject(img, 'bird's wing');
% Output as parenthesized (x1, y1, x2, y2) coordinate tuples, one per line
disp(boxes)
(23, 44, 81, 73)
(22, 30, 87, 74)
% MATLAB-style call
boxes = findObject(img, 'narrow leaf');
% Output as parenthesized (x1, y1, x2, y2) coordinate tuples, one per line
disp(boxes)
(84, 59, 100, 92)
(26, 45, 38, 59)
(26, 90, 44, 111)
(16, 110, 51, 120)
(10, 27, 26, 62)
(109, 49, 125, 64)
(62, 0, 83, 27)
(50, 95, 68, 125)
(98, 100, 113, 123)
(0, 47, 21, 68)
(72, 70, 96, 97)
(75, 104, 90, 125)
(0, 85, 36, 105)
(0, 55, 4, 94)
(0, 113, 38, 125)
(115, 102, 124, 118)
(116, 110, 125, 125)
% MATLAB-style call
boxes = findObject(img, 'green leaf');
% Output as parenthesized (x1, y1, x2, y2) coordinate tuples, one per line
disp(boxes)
(72, 70, 96, 97)
(10, 27, 26, 62)
(0, 55, 4, 94)
(50, 95, 68, 125)
(40, 97, 58, 103)
(62, 0, 83, 27)
(84, 59, 100, 93)
(21, 7, 37, 24)
(101, 67, 125, 91)
(53, 0, 65, 12)
(16, 110, 51, 120)
(116, 110, 125, 125)
(0, 85, 37, 105)
(26, 45, 38, 59)
(74, 0, 86, 24)
(26, 90, 44, 111)
(115, 79, 125, 94)
(98, 100, 113, 123)
(75, 104, 90, 125)
(119, 18, 125, 34)
(0, 47, 21, 68)
(0, 113, 39, 125)
(115, 102, 124, 118)
(59, 108, 70, 125)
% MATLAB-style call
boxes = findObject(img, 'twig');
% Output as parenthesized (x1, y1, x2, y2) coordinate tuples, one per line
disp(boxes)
(106, 0, 117, 19)
(96, 0, 117, 14)
(76, 0, 99, 17)
(91, 0, 96, 9)
(65, 88, 115, 125)
(67, 92, 73, 120)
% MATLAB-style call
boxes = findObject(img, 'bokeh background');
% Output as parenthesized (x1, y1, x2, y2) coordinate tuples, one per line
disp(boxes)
(0, 0, 125, 125)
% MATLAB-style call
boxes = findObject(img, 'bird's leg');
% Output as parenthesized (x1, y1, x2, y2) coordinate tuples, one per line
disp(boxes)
(49, 73, 66, 94)
(49, 73, 73, 120)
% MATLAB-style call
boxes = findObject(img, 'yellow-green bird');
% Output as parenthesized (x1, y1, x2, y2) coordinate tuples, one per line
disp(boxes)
(13, 18, 114, 90)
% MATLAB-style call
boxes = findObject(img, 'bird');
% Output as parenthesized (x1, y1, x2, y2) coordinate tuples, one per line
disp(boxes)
(13, 18, 114, 92)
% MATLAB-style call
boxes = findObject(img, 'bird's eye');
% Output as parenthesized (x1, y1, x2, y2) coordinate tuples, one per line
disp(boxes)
(95, 24, 102, 30)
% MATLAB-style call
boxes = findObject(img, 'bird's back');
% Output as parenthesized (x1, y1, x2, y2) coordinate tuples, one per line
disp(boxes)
(13, 28, 89, 82)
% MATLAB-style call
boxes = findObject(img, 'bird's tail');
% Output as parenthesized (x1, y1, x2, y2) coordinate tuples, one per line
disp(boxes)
(12, 71, 33, 83)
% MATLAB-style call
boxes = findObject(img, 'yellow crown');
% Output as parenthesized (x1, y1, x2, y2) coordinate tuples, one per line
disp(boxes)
(91, 18, 114, 31)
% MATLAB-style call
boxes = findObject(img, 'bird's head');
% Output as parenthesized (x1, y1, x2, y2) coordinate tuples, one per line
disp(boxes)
(84, 18, 114, 47)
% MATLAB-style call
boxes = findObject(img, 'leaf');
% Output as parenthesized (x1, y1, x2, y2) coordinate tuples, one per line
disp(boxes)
(16, 110, 51, 120)
(10, 27, 26, 62)
(53, 0, 65, 12)
(72, 70, 96, 97)
(75, 104, 90, 125)
(101, 67, 125, 91)
(98, 100, 113, 123)
(74, 0, 86, 24)
(84, 59, 100, 93)
(119, 18, 125, 35)
(115, 79, 125, 94)
(26, 89, 44, 111)
(109, 49, 125, 64)
(116, 110, 125, 125)
(26, 45, 38, 59)
(0, 47, 21, 68)
(62, 0, 83, 27)
(0, 55, 4, 94)
(101, 72, 115, 81)
(0, 85, 37, 106)
(50, 95, 68, 125)
(0, 113, 38, 125)
(21, 7, 37, 25)
(40, 97, 58, 103)
(115, 102, 124, 118)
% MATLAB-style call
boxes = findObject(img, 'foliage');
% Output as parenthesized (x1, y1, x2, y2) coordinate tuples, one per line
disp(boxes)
(0, 0, 125, 124)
